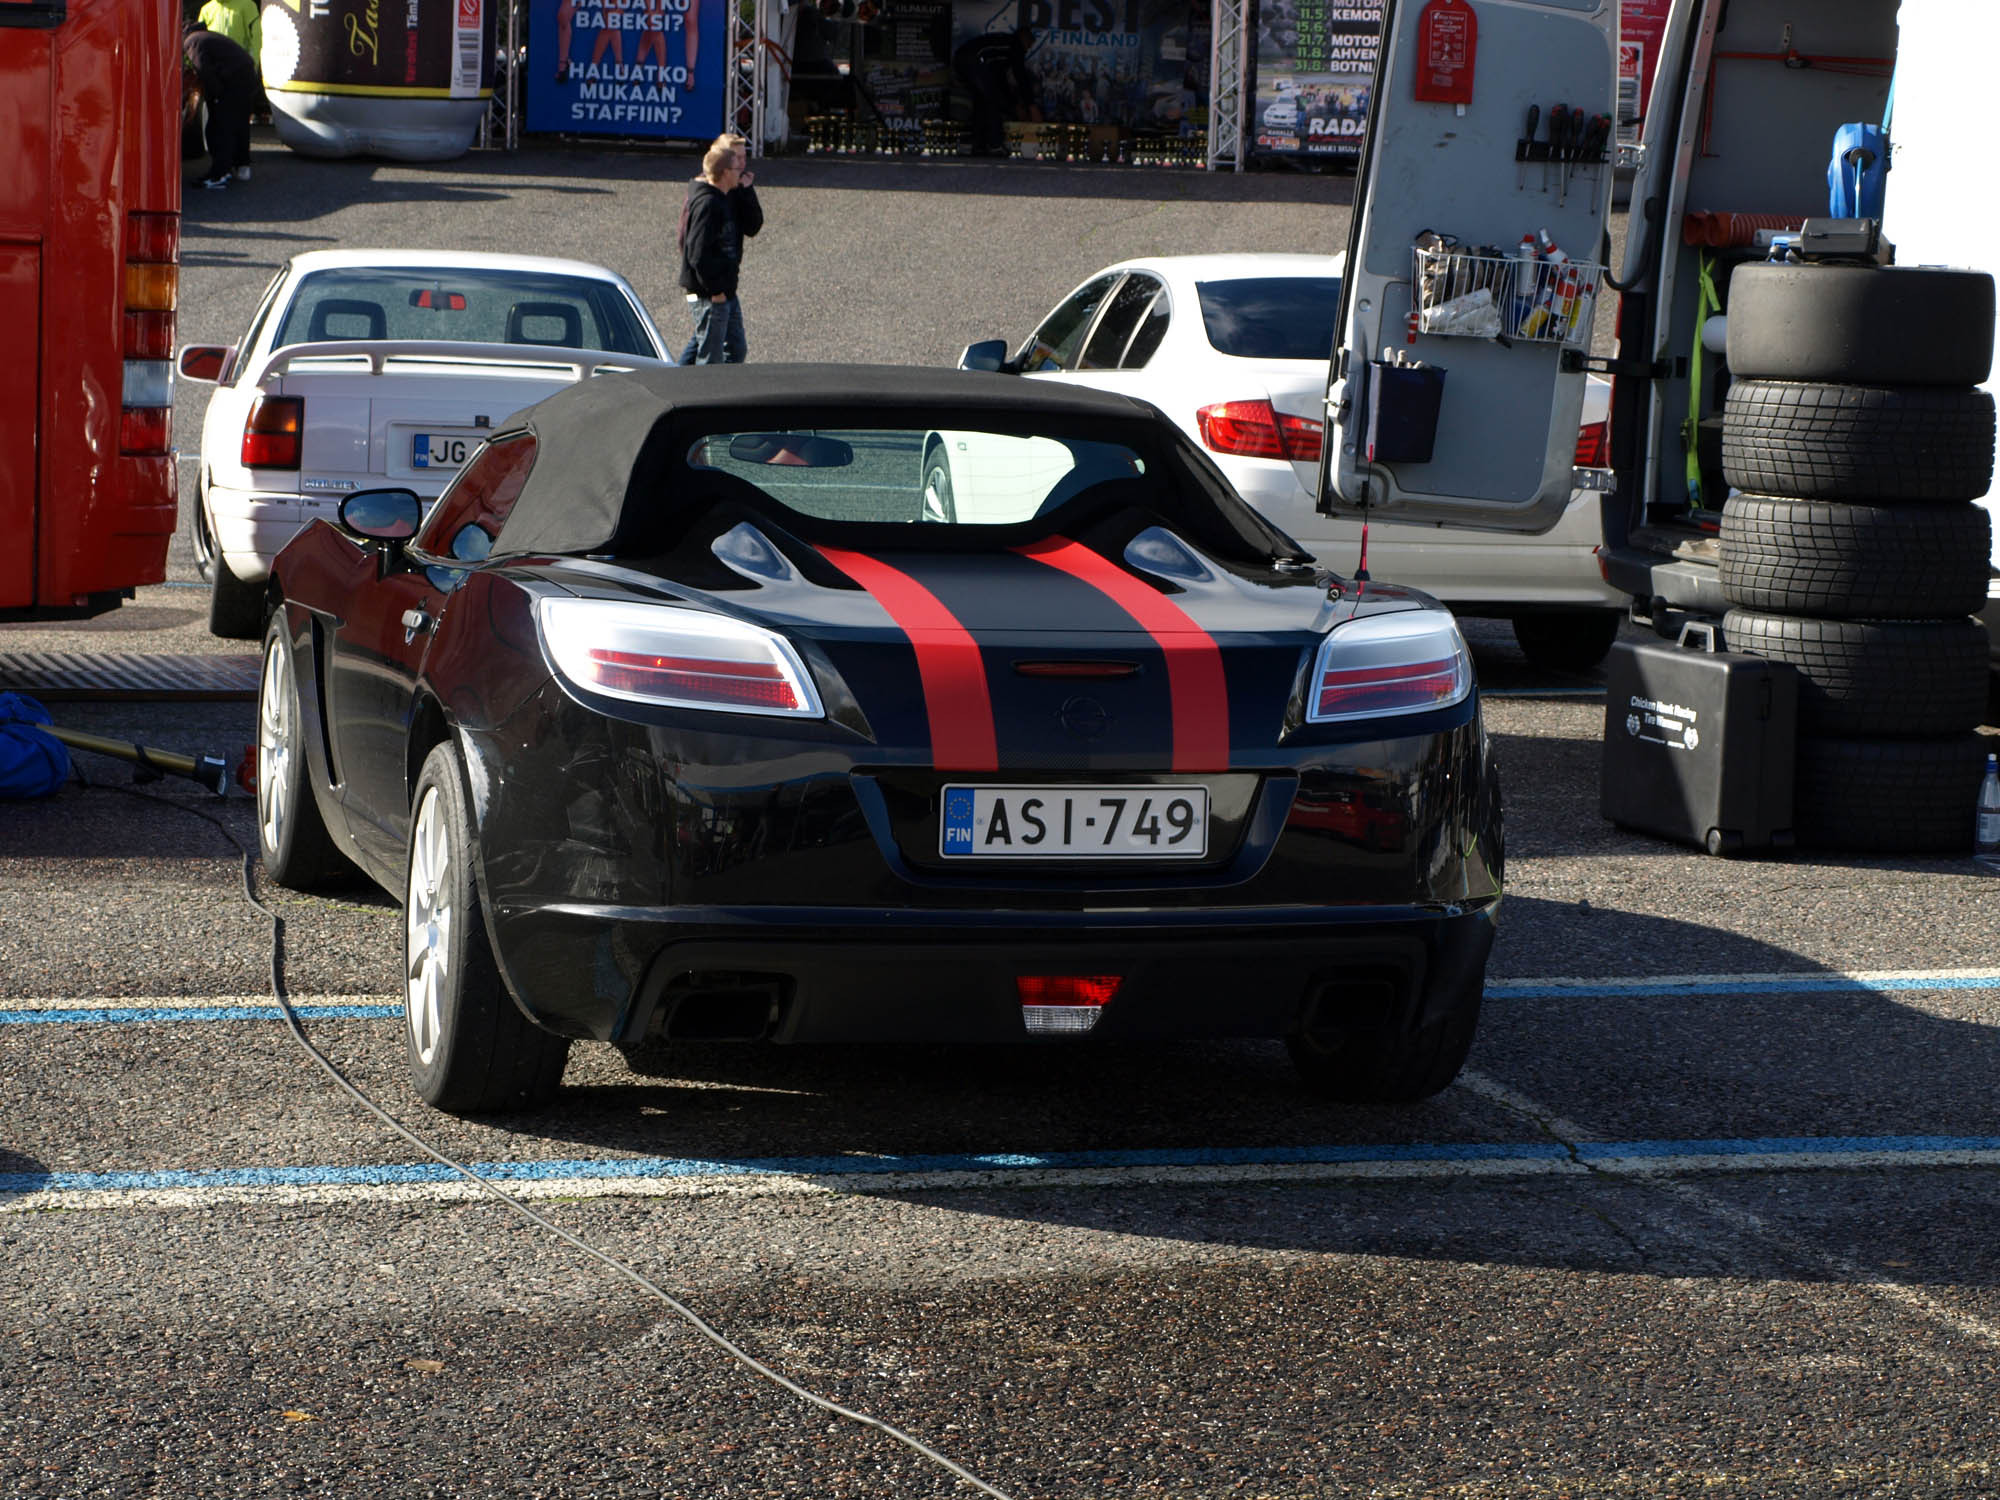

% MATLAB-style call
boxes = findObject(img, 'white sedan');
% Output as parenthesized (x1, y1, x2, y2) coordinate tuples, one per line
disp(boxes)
(958, 252, 1626, 670)
(178, 249, 673, 638)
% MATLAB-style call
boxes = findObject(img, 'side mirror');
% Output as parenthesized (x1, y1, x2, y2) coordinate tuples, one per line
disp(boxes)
(177, 344, 233, 383)
(338, 488, 423, 542)
(958, 339, 1010, 373)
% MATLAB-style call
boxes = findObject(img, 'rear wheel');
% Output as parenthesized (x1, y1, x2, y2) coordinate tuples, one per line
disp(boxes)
(405, 741, 570, 1114)
(209, 550, 269, 640)
(1288, 988, 1481, 1104)
(920, 448, 957, 523)
(1511, 610, 1622, 672)
(256, 617, 354, 890)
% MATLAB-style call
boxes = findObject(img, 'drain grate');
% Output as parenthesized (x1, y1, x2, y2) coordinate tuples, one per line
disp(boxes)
(0, 651, 260, 701)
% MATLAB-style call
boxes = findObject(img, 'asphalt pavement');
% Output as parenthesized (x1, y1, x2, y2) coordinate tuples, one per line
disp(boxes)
(2, 134, 1999, 1498)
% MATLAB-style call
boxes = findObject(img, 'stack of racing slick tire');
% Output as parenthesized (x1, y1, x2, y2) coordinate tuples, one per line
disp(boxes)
(1714, 263, 1996, 852)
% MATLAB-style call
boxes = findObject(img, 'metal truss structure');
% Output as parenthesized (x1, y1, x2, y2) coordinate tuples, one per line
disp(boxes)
(1206, 0, 1249, 172)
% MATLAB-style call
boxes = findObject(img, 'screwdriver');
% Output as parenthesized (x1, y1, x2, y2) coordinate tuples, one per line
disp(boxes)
(1581, 114, 1613, 211)
(1545, 103, 1568, 195)
(1519, 102, 1539, 190)
(1556, 103, 1580, 205)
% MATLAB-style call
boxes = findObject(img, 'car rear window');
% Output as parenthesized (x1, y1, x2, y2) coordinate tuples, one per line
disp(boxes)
(274, 267, 656, 356)
(687, 427, 1148, 527)
(1194, 276, 1342, 361)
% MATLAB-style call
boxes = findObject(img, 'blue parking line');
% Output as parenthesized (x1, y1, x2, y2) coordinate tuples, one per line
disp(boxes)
(8, 1135, 2000, 1200)
(0, 1004, 402, 1025)
(1489, 974, 2000, 1001)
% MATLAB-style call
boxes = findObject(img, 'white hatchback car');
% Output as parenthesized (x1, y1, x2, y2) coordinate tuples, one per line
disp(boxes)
(959, 253, 1625, 669)
(179, 250, 673, 637)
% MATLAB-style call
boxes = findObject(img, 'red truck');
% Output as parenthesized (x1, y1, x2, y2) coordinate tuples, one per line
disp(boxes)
(0, 0, 181, 620)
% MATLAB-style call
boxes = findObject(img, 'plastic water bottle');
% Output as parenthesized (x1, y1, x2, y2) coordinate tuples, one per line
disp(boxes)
(1977, 752, 2000, 872)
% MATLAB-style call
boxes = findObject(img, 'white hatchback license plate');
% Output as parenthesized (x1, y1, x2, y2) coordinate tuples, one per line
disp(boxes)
(412, 431, 479, 469)
(939, 785, 1210, 859)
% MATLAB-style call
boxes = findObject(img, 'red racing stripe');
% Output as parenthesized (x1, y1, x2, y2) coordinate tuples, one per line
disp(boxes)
(814, 545, 998, 771)
(1015, 537, 1230, 772)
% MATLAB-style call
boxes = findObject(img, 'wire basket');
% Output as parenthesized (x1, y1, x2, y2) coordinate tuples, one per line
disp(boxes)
(1412, 245, 1601, 346)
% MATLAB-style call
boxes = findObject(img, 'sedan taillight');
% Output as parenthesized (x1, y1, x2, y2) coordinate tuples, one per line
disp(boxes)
(241, 395, 304, 469)
(1574, 420, 1609, 466)
(1307, 611, 1471, 724)
(1195, 399, 1323, 463)
(536, 598, 825, 718)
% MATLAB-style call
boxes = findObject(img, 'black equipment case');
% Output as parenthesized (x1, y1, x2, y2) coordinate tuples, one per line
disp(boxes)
(1600, 627, 1799, 856)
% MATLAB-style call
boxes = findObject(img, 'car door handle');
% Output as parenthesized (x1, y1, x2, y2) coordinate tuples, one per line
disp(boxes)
(401, 608, 432, 642)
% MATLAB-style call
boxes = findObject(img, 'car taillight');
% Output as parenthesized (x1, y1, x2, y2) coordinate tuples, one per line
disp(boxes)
(535, 598, 825, 718)
(1195, 399, 1323, 463)
(120, 211, 179, 456)
(1018, 974, 1122, 1035)
(1307, 611, 1472, 724)
(1574, 420, 1608, 466)
(241, 395, 304, 469)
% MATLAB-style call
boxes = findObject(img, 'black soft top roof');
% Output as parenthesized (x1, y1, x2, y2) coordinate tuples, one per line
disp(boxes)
(491, 362, 1305, 562)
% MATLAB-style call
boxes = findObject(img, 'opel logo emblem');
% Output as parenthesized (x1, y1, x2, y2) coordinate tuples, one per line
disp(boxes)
(1059, 695, 1109, 740)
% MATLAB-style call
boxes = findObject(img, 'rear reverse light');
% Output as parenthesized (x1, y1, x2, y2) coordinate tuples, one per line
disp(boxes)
(1307, 611, 1472, 724)
(1018, 974, 1122, 1035)
(120, 212, 179, 456)
(241, 394, 304, 469)
(1195, 399, 1323, 463)
(1574, 420, 1608, 466)
(536, 598, 825, 718)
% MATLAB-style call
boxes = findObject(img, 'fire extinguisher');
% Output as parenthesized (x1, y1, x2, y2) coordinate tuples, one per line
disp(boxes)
(1413, 0, 1479, 109)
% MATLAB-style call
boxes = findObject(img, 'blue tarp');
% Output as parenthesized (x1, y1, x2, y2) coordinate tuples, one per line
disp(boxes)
(0, 693, 70, 800)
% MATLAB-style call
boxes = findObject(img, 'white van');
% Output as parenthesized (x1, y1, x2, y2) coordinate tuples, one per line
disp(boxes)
(1320, 0, 1997, 685)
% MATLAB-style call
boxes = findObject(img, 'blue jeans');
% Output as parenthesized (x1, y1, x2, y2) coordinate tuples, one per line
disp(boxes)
(680, 294, 746, 365)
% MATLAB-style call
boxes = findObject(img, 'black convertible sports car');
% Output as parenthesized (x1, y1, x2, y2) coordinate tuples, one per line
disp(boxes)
(257, 366, 1503, 1113)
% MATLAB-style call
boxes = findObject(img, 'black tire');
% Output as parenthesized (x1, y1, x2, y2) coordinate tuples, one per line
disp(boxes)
(256, 618, 356, 890)
(920, 448, 957, 523)
(191, 487, 219, 587)
(405, 742, 570, 1113)
(209, 551, 270, 640)
(1725, 263, 1996, 386)
(1720, 382, 1995, 504)
(1511, 610, 1622, 672)
(1793, 734, 1990, 853)
(1287, 989, 1481, 1104)
(1717, 496, 1993, 619)
(1722, 608, 1991, 736)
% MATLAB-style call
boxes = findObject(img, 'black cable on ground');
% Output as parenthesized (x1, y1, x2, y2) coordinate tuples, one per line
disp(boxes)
(81, 774, 1022, 1500)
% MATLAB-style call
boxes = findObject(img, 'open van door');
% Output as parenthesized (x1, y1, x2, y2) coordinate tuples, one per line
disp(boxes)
(1322, 0, 1621, 533)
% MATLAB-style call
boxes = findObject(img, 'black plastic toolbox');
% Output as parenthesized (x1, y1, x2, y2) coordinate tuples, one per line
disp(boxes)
(1600, 628, 1799, 855)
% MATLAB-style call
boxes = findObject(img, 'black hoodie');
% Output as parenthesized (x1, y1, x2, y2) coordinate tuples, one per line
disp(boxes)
(677, 177, 764, 299)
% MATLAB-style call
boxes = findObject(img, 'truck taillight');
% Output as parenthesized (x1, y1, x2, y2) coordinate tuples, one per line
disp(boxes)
(121, 211, 179, 457)
(242, 395, 304, 469)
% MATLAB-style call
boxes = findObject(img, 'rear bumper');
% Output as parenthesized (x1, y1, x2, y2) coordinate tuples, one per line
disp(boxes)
(494, 900, 1498, 1047)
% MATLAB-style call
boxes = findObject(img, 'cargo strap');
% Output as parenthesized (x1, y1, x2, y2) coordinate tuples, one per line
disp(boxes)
(1683, 254, 1722, 508)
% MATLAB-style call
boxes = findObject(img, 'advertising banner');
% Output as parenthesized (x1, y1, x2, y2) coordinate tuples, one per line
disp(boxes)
(261, 0, 496, 98)
(523, 0, 726, 140)
(950, 0, 1201, 134)
(1618, 0, 1671, 148)
(1251, 0, 1380, 160)
(858, 0, 954, 137)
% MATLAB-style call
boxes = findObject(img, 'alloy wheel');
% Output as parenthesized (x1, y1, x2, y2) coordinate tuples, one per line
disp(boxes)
(256, 641, 292, 859)
(405, 785, 453, 1067)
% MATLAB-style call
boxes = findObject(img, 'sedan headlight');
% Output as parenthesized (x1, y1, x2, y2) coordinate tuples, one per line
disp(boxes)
(536, 598, 825, 718)
(1307, 610, 1471, 723)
